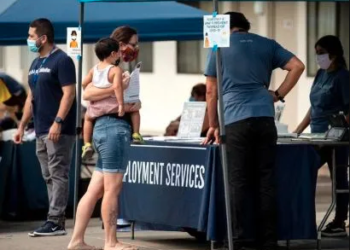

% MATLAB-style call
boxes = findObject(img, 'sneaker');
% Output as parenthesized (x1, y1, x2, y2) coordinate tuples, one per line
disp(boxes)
(132, 133, 144, 144)
(321, 221, 347, 237)
(82, 143, 94, 160)
(29, 221, 66, 237)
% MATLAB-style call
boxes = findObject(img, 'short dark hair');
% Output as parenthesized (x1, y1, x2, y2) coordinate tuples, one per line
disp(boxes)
(315, 35, 347, 68)
(30, 18, 55, 43)
(95, 37, 119, 61)
(225, 12, 251, 31)
(191, 83, 206, 97)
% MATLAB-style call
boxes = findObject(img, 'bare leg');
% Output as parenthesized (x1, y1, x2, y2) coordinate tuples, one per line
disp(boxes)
(130, 111, 140, 134)
(68, 171, 104, 250)
(84, 113, 94, 144)
(102, 173, 135, 250)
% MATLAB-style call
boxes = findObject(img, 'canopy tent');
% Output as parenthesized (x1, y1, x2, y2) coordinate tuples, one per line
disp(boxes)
(0, 0, 209, 45)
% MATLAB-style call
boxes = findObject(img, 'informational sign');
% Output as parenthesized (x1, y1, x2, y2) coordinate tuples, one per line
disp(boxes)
(67, 27, 81, 57)
(177, 101, 206, 139)
(203, 14, 230, 48)
(124, 62, 141, 103)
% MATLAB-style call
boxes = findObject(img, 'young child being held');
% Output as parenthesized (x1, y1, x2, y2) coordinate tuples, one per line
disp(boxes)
(81, 37, 143, 160)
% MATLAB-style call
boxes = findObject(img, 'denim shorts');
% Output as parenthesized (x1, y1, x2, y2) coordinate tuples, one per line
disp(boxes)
(93, 115, 131, 173)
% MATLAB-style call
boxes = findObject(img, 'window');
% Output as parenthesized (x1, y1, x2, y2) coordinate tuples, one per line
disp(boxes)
(137, 42, 153, 73)
(177, 1, 229, 74)
(307, 2, 349, 76)
(177, 41, 208, 74)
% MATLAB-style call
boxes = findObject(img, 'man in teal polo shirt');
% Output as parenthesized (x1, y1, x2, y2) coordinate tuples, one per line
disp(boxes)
(204, 12, 305, 250)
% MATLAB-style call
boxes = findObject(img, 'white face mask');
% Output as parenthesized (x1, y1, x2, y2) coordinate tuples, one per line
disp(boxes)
(71, 36, 77, 40)
(316, 53, 332, 70)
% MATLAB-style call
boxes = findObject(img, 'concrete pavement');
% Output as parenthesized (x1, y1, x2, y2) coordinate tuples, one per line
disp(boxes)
(0, 175, 348, 250)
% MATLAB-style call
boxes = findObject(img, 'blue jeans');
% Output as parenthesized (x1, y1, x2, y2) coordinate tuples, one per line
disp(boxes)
(93, 115, 131, 173)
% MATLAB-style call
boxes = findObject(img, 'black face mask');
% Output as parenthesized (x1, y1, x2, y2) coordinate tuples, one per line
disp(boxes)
(114, 59, 121, 66)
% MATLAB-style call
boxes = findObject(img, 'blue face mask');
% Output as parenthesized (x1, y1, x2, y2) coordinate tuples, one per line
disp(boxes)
(27, 39, 40, 53)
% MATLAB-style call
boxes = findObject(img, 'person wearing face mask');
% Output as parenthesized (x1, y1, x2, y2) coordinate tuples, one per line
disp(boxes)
(294, 35, 349, 237)
(68, 26, 141, 250)
(12, 18, 77, 236)
(81, 26, 143, 160)
(204, 12, 305, 250)
(70, 30, 78, 48)
(164, 83, 209, 137)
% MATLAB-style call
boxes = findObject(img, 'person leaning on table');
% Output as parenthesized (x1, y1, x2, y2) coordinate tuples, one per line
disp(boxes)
(294, 35, 349, 237)
(203, 12, 305, 250)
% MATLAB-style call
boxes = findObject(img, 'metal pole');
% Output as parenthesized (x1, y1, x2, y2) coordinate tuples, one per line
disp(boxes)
(212, 1, 234, 250)
(73, 2, 84, 223)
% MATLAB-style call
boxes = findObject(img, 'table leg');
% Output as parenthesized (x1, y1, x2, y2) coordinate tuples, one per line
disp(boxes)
(286, 239, 290, 249)
(317, 148, 337, 250)
(131, 221, 135, 240)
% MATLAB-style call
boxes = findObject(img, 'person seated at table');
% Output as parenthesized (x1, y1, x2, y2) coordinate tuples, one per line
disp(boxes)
(164, 83, 209, 136)
(294, 35, 349, 237)
(0, 72, 33, 132)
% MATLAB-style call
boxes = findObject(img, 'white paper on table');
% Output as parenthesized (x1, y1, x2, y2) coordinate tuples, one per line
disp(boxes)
(177, 101, 207, 139)
(124, 62, 141, 103)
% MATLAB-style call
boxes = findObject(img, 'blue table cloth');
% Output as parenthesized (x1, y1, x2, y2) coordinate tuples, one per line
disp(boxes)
(0, 141, 320, 241)
(119, 142, 320, 241)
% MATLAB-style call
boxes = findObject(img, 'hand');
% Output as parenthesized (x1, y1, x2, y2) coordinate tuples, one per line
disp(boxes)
(269, 90, 279, 103)
(292, 128, 302, 135)
(118, 105, 125, 117)
(130, 101, 141, 112)
(13, 127, 25, 144)
(122, 71, 131, 89)
(48, 122, 61, 143)
(202, 127, 220, 145)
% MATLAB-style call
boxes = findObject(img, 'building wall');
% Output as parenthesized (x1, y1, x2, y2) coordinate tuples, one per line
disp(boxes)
(0, 2, 323, 135)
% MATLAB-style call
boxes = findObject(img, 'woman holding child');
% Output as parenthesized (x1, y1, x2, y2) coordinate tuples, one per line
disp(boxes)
(67, 26, 140, 250)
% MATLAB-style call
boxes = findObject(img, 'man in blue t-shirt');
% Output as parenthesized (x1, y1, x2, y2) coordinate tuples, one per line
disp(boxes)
(203, 12, 305, 249)
(13, 18, 76, 237)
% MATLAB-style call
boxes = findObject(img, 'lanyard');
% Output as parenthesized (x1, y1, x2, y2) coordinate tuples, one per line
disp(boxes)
(32, 47, 56, 86)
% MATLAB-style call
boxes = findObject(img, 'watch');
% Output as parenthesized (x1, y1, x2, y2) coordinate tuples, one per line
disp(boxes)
(54, 117, 64, 124)
(274, 90, 285, 103)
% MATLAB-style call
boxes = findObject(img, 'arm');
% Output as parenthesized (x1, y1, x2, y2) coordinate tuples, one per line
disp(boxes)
(18, 89, 33, 130)
(294, 107, 311, 134)
(55, 85, 76, 121)
(271, 42, 305, 98)
(111, 67, 124, 107)
(275, 56, 305, 98)
(206, 77, 218, 128)
(83, 85, 115, 101)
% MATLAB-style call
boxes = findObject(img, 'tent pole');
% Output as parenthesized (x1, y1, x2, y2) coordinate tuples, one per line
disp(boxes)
(73, 2, 85, 224)
(212, 1, 234, 250)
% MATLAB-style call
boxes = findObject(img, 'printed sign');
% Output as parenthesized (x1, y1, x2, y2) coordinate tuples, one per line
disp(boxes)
(203, 14, 230, 48)
(67, 27, 81, 57)
(177, 101, 207, 139)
